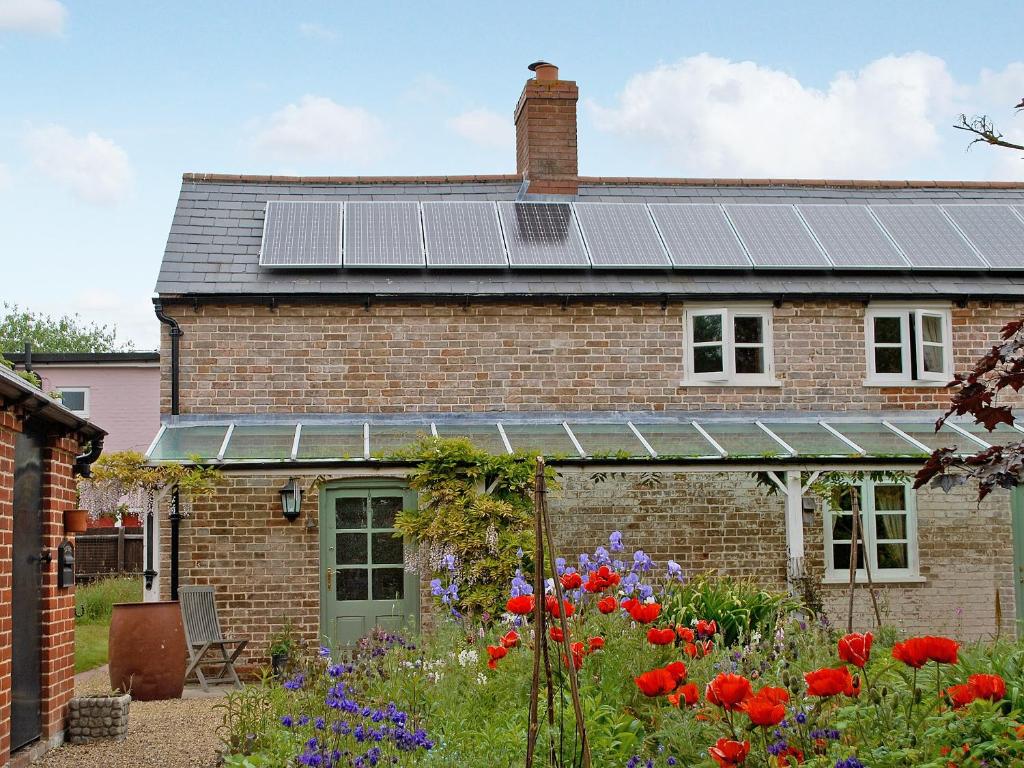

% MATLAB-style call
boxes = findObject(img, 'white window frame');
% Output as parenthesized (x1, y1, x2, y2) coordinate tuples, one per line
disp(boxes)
(864, 304, 952, 386)
(57, 387, 90, 417)
(823, 480, 921, 583)
(683, 305, 777, 386)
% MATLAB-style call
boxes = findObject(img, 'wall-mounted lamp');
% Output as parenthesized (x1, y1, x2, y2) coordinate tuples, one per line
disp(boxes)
(279, 478, 303, 522)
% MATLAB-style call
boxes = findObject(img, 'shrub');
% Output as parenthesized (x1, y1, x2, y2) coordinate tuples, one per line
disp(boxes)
(75, 576, 142, 624)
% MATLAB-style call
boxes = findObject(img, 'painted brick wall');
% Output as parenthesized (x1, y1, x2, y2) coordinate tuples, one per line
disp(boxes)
(158, 299, 1024, 415)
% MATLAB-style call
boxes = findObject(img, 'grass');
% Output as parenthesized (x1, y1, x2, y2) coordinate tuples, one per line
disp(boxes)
(74, 576, 142, 674)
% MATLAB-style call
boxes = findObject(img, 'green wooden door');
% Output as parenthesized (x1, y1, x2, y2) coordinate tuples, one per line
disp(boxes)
(1013, 487, 1024, 632)
(319, 484, 419, 649)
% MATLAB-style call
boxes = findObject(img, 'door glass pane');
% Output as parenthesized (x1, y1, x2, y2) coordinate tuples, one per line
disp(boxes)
(733, 316, 763, 344)
(336, 533, 368, 565)
(923, 345, 944, 373)
(371, 496, 403, 528)
(875, 514, 907, 540)
(877, 542, 908, 569)
(921, 314, 944, 343)
(874, 347, 903, 374)
(373, 568, 405, 600)
(335, 498, 367, 529)
(873, 316, 902, 344)
(734, 347, 764, 374)
(372, 532, 404, 564)
(874, 485, 906, 511)
(336, 569, 369, 601)
(692, 314, 723, 343)
(694, 346, 723, 373)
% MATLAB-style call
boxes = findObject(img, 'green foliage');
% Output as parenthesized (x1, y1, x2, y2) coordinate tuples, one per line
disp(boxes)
(0, 352, 42, 387)
(268, 620, 301, 657)
(0, 301, 133, 353)
(75, 575, 143, 624)
(391, 436, 545, 618)
(74, 624, 110, 673)
(660, 572, 805, 646)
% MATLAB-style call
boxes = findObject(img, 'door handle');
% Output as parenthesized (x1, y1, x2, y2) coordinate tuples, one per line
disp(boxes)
(326, 568, 333, 591)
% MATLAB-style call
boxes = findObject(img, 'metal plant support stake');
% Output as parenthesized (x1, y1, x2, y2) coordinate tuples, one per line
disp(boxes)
(525, 457, 591, 768)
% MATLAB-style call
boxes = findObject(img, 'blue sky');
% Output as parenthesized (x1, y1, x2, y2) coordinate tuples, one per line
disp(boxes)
(2, 0, 1023, 348)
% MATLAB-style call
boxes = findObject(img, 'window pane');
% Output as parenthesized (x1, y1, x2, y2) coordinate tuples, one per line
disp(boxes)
(336, 569, 369, 601)
(877, 543, 908, 569)
(832, 513, 853, 540)
(874, 485, 906, 511)
(833, 542, 864, 570)
(372, 568, 405, 600)
(836, 487, 861, 512)
(372, 532, 403, 564)
(297, 424, 364, 461)
(874, 347, 903, 374)
(336, 498, 367, 529)
(59, 390, 86, 412)
(923, 345, 944, 373)
(873, 316, 902, 344)
(733, 316, 763, 344)
(223, 425, 296, 460)
(336, 533, 368, 565)
(734, 347, 764, 374)
(692, 314, 723, 343)
(875, 514, 907, 540)
(921, 314, 944, 343)
(371, 496, 403, 528)
(694, 345, 724, 374)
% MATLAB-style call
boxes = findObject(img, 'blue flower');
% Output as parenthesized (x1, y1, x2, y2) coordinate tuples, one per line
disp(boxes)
(281, 715, 294, 727)
(284, 673, 305, 691)
(609, 531, 624, 552)
(835, 760, 865, 768)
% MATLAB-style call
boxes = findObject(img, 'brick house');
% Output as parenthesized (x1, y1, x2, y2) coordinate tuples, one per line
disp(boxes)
(0, 365, 104, 767)
(146, 63, 1024, 668)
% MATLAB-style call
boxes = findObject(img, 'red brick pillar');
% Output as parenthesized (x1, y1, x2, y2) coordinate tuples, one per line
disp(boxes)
(0, 412, 20, 768)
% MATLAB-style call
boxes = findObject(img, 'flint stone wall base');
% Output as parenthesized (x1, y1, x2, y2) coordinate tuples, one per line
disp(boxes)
(67, 694, 131, 744)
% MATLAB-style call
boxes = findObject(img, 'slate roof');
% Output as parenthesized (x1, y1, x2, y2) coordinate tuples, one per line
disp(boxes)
(155, 174, 1024, 299)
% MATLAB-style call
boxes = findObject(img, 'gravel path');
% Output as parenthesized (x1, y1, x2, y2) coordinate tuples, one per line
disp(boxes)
(35, 668, 226, 768)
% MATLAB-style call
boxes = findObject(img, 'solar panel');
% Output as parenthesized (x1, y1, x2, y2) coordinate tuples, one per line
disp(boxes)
(343, 202, 424, 267)
(573, 203, 671, 268)
(496, 202, 590, 267)
(797, 205, 908, 268)
(259, 201, 343, 267)
(648, 204, 751, 268)
(723, 205, 830, 267)
(421, 202, 508, 267)
(942, 205, 1024, 269)
(869, 205, 985, 269)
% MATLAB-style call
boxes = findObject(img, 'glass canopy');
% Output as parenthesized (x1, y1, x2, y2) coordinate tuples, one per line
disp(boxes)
(146, 415, 1023, 465)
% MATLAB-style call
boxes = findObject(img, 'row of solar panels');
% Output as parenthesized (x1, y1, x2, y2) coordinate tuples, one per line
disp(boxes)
(259, 200, 1024, 271)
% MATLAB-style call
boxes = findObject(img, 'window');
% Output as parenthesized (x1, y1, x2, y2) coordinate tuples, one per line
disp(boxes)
(684, 306, 775, 385)
(824, 481, 918, 581)
(864, 306, 951, 384)
(57, 387, 89, 417)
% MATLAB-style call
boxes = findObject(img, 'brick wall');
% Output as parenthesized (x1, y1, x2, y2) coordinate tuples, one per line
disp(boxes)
(0, 411, 15, 766)
(158, 299, 1024, 415)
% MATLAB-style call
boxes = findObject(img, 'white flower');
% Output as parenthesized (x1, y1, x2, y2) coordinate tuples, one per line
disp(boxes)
(457, 649, 479, 667)
(476, 673, 488, 685)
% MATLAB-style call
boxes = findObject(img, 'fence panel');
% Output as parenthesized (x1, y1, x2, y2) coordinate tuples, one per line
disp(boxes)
(75, 527, 143, 583)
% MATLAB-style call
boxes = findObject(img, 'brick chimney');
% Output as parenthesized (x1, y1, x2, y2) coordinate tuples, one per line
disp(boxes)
(514, 61, 579, 196)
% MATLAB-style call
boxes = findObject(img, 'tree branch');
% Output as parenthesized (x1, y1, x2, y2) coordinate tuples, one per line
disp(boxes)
(954, 113, 1024, 152)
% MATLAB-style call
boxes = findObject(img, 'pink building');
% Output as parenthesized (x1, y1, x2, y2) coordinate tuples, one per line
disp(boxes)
(6, 352, 160, 454)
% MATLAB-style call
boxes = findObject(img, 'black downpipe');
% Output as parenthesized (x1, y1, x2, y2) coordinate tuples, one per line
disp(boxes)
(73, 435, 104, 477)
(153, 300, 183, 599)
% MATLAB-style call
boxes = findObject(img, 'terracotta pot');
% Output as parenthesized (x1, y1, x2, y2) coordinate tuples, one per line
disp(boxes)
(63, 509, 89, 534)
(121, 514, 143, 528)
(108, 602, 186, 701)
(89, 516, 116, 529)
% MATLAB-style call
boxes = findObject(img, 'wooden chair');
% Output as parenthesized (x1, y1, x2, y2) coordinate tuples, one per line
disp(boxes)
(179, 586, 248, 691)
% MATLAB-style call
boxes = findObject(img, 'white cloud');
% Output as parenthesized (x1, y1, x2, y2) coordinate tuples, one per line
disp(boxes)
(448, 108, 513, 151)
(250, 95, 387, 165)
(30, 290, 159, 350)
(0, 0, 67, 35)
(589, 52, 958, 178)
(24, 125, 133, 204)
(298, 22, 337, 41)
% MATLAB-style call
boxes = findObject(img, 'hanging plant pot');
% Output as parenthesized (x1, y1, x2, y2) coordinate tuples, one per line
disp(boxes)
(63, 509, 89, 534)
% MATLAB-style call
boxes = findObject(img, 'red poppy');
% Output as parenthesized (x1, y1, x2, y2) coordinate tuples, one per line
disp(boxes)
(647, 627, 676, 646)
(946, 683, 976, 709)
(804, 667, 855, 698)
(588, 636, 605, 652)
(837, 632, 873, 668)
(696, 619, 718, 638)
(544, 595, 575, 618)
(486, 645, 507, 669)
(774, 746, 804, 766)
(677, 626, 695, 643)
(597, 596, 617, 614)
(635, 668, 677, 697)
(560, 572, 583, 590)
(705, 673, 754, 711)
(665, 661, 688, 683)
(668, 681, 700, 707)
(968, 673, 1006, 702)
(562, 641, 585, 670)
(683, 642, 698, 658)
(755, 686, 789, 705)
(891, 637, 930, 669)
(698, 639, 714, 656)
(550, 626, 564, 643)
(924, 636, 960, 665)
(583, 565, 621, 593)
(709, 738, 750, 768)
(626, 601, 662, 624)
(499, 630, 520, 649)
(743, 694, 787, 727)
(506, 595, 535, 616)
